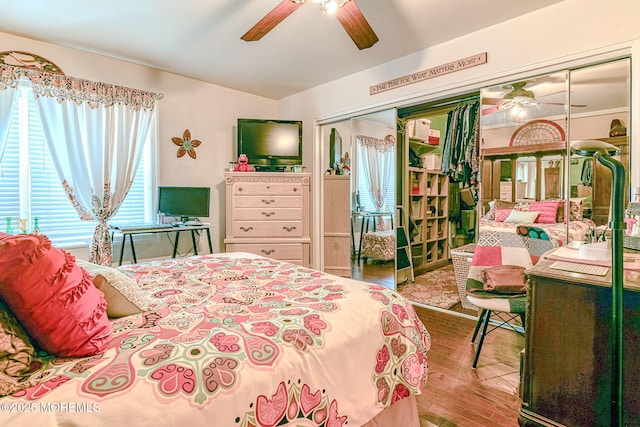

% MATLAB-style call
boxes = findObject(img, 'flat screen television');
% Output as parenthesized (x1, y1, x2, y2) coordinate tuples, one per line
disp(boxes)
(158, 186, 210, 222)
(237, 118, 302, 171)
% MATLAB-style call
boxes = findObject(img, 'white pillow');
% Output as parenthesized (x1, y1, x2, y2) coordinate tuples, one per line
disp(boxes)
(504, 210, 540, 224)
(77, 259, 152, 317)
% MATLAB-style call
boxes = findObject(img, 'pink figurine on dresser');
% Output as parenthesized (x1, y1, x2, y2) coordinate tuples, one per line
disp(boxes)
(233, 154, 255, 172)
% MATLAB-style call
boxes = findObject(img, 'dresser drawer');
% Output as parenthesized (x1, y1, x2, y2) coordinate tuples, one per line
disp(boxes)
(234, 196, 302, 209)
(233, 221, 303, 237)
(233, 208, 302, 221)
(228, 243, 303, 260)
(233, 182, 304, 196)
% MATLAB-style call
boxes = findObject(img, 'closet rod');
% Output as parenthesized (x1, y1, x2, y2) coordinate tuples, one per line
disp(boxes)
(398, 93, 479, 119)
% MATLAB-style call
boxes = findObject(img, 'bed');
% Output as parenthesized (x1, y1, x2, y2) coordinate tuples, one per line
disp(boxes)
(0, 233, 430, 427)
(479, 198, 595, 245)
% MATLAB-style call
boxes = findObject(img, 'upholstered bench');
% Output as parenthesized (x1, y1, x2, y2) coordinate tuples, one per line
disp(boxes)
(361, 229, 395, 262)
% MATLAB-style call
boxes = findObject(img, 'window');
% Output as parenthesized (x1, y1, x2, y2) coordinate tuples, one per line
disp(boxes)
(0, 82, 155, 246)
(355, 143, 395, 212)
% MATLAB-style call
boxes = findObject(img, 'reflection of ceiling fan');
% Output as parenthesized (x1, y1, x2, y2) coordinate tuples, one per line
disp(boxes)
(482, 81, 586, 115)
(241, 0, 379, 50)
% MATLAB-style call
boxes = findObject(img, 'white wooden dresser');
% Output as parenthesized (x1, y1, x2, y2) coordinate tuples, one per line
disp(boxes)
(224, 172, 311, 266)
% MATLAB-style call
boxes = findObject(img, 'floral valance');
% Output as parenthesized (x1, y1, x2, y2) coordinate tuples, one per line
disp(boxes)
(356, 134, 396, 153)
(0, 64, 163, 110)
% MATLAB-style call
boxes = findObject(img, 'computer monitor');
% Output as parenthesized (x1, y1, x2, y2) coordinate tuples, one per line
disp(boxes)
(158, 186, 210, 222)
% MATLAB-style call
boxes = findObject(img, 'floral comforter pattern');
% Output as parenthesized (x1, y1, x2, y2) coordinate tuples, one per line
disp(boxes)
(2, 253, 430, 427)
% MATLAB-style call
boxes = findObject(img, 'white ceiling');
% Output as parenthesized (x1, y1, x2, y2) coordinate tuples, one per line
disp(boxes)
(0, 0, 565, 99)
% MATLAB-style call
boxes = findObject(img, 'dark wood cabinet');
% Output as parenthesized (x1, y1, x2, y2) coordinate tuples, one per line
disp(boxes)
(590, 136, 629, 226)
(543, 167, 560, 199)
(520, 257, 640, 426)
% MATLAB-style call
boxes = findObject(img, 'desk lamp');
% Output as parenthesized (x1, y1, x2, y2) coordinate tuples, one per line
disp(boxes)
(571, 139, 626, 427)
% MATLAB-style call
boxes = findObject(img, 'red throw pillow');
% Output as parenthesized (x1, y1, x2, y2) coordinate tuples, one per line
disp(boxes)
(494, 209, 512, 222)
(529, 201, 560, 224)
(0, 234, 111, 357)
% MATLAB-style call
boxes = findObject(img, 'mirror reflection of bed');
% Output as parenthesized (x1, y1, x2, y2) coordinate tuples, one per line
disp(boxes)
(479, 59, 630, 245)
(410, 57, 630, 317)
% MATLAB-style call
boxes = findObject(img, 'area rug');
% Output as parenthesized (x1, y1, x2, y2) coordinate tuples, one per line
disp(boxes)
(397, 263, 461, 309)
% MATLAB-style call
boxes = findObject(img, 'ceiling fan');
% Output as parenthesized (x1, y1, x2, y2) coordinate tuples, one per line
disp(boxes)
(482, 81, 586, 116)
(241, 0, 379, 50)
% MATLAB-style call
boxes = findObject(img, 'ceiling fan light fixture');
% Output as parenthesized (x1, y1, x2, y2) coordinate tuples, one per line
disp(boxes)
(322, 0, 339, 14)
(510, 104, 527, 123)
(502, 82, 535, 100)
(292, 0, 350, 14)
(503, 88, 534, 99)
(244, 0, 376, 50)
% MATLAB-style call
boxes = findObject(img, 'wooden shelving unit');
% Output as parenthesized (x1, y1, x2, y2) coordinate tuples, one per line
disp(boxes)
(407, 165, 449, 274)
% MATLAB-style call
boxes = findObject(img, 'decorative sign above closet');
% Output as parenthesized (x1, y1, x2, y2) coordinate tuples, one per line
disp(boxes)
(370, 52, 487, 95)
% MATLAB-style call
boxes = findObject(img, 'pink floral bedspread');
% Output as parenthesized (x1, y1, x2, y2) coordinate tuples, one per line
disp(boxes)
(479, 219, 594, 245)
(2, 253, 430, 427)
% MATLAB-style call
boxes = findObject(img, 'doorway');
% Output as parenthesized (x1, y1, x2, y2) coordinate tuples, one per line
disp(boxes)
(395, 94, 481, 316)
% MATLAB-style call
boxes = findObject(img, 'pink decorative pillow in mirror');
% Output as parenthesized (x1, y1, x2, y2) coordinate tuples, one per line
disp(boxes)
(495, 209, 512, 222)
(529, 201, 560, 224)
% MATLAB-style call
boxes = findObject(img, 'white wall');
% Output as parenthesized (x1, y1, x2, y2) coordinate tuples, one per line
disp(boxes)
(0, 31, 278, 260)
(278, 0, 640, 267)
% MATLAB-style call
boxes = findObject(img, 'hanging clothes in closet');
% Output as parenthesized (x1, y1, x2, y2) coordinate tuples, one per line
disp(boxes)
(441, 101, 480, 188)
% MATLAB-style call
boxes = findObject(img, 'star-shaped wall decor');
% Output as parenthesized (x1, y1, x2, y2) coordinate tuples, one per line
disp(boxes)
(172, 129, 201, 159)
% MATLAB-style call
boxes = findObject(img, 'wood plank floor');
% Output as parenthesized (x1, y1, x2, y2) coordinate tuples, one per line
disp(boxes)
(351, 258, 524, 426)
(414, 305, 523, 427)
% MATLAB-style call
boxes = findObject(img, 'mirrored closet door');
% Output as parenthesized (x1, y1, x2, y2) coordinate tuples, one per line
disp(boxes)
(321, 109, 398, 290)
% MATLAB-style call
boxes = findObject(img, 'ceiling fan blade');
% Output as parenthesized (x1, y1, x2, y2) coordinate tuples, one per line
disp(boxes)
(482, 106, 500, 115)
(482, 97, 506, 106)
(241, 1, 302, 42)
(336, 1, 379, 50)
(538, 101, 588, 107)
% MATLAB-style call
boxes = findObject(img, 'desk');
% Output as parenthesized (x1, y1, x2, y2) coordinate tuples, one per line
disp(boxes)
(351, 211, 394, 262)
(110, 224, 213, 266)
(520, 253, 640, 426)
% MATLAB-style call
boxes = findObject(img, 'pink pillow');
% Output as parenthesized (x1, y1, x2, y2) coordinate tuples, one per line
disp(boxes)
(0, 234, 111, 357)
(530, 201, 560, 224)
(495, 209, 512, 222)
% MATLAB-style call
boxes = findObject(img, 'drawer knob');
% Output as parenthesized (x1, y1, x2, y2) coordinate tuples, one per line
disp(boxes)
(262, 199, 276, 205)
(238, 187, 243, 191)
(293, 187, 298, 192)
(283, 226, 296, 232)
(261, 249, 275, 255)
(262, 211, 276, 217)
(240, 226, 254, 232)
